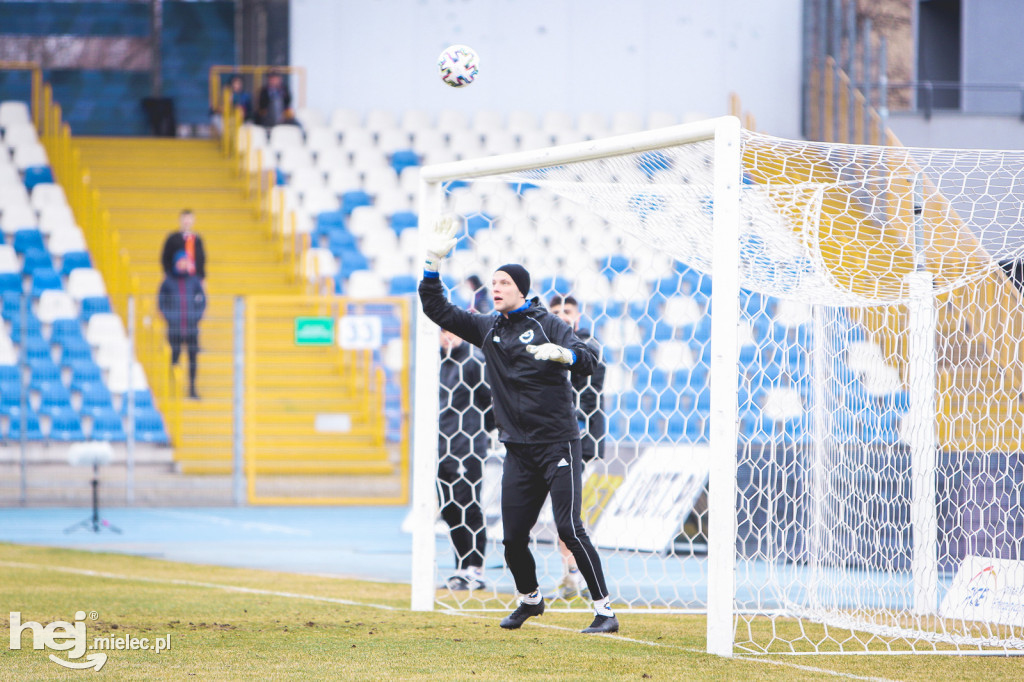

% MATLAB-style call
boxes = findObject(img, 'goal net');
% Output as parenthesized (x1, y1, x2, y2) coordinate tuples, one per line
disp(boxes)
(409, 116, 1024, 655)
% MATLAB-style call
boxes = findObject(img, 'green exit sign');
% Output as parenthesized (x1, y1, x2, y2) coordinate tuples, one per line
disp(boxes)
(294, 317, 335, 346)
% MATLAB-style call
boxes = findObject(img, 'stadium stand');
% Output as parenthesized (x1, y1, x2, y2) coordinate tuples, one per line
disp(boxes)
(244, 107, 910, 449)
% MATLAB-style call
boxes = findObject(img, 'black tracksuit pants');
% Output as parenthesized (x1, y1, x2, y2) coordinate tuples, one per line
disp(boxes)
(437, 451, 486, 570)
(501, 439, 609, 601)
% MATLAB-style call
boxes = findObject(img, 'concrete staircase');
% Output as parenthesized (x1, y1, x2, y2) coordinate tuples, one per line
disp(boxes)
(74, 138, 395, 479)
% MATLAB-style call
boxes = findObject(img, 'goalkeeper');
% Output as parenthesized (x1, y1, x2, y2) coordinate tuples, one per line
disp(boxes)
(418, 217, 618, 635)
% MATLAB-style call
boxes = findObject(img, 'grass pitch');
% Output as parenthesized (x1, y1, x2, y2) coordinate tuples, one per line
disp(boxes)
(1, 543, 1023, 680)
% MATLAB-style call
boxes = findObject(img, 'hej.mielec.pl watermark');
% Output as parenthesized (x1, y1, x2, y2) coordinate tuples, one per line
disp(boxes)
(9, 610, 172, 671)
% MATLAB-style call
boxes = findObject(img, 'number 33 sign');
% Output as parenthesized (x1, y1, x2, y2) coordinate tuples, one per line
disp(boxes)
(338, 315, 382, 350)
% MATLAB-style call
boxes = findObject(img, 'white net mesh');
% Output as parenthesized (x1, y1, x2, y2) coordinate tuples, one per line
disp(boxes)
(416, 124, 1024, 653)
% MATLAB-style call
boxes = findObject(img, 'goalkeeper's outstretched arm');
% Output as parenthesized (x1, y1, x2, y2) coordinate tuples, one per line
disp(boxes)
(419, 216, 490, 347)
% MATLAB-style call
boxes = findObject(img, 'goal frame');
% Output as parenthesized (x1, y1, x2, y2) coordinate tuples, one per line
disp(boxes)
(408, 116, 744, 656)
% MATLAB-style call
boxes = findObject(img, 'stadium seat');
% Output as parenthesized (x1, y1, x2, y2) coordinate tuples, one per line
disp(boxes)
(59, 336, 94, 366)
(389, 210, 417, 235)
(325, 228, 357, 255)
(88, 407, 126, 442)
(47, 227, 88, 257)
(336, 248, 369, 277)
(67, 268, 107, 301)
(6, 406, 44, 441)
(37, 290, 78, 324)
(120, 388, 155, 413)
(27, 356, 61, 392)
(106, 361, 148, 395)
(21, 335, 51, 361)
(132, 406, 168, 444)
(10, 312, 43, 344)
(79, 296, 112, 321)
(29, 182, 67, 211)
(0, 244, 18, 273)
(21, 248, 52, 276)
(85, 312, 126, 347)
(0, 273, 21, 296)
(49, 407, 85, 442)
(389, 149, 420, 175)
(388, 274, 417, 296)
(57, 251, 91, 278)
(30, 267, 62, 297)
(37, 383, 73, 418)
(340, 189, 372, 217)
(0, 379, 21, 417)
(12, 228, 44, 255)
(38, 204, 76, 236)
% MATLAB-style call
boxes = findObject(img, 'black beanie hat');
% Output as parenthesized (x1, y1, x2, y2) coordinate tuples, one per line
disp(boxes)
(495, 263, 531, 298)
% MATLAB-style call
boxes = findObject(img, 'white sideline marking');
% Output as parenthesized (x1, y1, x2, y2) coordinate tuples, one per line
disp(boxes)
(0, 561, 398, 610)
(149, 510, 314, 536)
(0, 559, 896, 680)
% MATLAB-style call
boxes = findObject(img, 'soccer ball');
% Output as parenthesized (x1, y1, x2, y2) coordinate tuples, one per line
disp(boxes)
(438, 44, 479, 88)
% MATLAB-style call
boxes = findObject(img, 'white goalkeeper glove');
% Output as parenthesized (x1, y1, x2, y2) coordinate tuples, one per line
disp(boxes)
(526, 343, 574, 364)
(424, 215, 459, 272)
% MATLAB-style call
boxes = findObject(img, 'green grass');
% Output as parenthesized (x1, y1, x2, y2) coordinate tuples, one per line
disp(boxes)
(1, 543, 1023, 680)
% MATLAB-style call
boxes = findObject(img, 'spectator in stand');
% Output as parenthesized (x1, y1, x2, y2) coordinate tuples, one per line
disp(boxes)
(158, 250, 207, 399)
(438, 328, 494, 591)
(549, 295, 607, 599)
(161, 209, 206, 282)
(228, 74, 253, 122)
(256, 70, 292, 128)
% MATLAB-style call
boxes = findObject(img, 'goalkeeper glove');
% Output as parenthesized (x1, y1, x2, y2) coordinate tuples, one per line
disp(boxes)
(526, 343, 574, 364)
(424, 215, 459, 272)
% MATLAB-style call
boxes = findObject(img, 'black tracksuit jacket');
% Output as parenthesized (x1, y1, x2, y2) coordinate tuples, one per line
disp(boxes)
(419, 274, 598, 445)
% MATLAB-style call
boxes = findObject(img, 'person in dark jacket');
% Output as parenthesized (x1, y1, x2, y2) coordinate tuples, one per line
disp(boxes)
(158, 250, 207, 399)
(549, 294, 606, 598)
(160, 209, 206, 281)
(418, 216, 618, 635)
(255, 71, 292, 128)
(438, 328, 494, 591)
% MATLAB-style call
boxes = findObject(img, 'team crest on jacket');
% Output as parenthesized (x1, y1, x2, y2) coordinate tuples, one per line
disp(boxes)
(519, 330, 534, 344)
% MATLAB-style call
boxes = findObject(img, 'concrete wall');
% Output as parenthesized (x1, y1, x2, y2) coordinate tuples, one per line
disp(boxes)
(290, 0, 804, 138)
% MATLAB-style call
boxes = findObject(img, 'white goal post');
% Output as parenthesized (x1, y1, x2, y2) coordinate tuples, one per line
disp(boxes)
(408, 115, 1024, 656)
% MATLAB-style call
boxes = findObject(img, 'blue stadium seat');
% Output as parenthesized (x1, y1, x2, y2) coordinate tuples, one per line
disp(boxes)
(464, 214, 493, 236)
(326, 228, 357, 255)
(0, 365, 19, 384)
(389, 211, 417, 234)
(23, 166, 54, 190)
(10, 313, 43, 344)
(58, 336, 93, 365)
(68, 358, 103, 393)
(621, 344, 644, 368)
(50, 318, 85, 345)
(538, 276, 572, 296)
(89, 407, 126, 442)
(59, 251, 92, 277)
(6, 406, 44, 441)
(37, 383, 73, 418)
(612, 391, 640, 415)
(27, 357, 62, 392)
(79, 383, 114, 418)
(21, 248, 53, 277)
(627, 413, 652, 442)
(12, 229, 44, 255)
(120, 389, 155, 413)
(388, 274, 417, 296)
(336, 248, 369, 277)
(389, 149, 420, 175)
(340, 189, 372, 217)
(132, 407, 169, 444)
(21, 335, 51, 361)
(599, 255, 630, 279)
(314, 210, 346, 241)
(0, 380, 22, 417)
(79, 296, 112, 321)
(48, 407, 84, 442)
(0, 273, 22, 297)
(30, 268, 63, 297)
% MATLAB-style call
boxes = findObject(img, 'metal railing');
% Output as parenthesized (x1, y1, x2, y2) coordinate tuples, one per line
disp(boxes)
(885, 81, 1024, 121)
